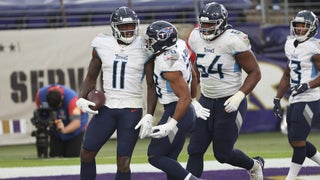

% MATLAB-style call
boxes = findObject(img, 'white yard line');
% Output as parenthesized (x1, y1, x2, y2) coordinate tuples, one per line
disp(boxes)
(0, 158, 319, 179)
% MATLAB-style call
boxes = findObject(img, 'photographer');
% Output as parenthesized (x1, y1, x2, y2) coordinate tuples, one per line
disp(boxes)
(34, 84, 89, 157)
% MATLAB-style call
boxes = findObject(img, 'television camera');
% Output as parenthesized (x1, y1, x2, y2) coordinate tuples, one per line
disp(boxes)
(30, 105, 56, 158)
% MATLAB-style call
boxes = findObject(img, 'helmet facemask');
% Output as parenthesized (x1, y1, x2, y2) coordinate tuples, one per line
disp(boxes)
(144, 37, 157, 54)
(111, 20, 139, 44)
(199, 17, 224, 41)
(291, 19, 313, 42)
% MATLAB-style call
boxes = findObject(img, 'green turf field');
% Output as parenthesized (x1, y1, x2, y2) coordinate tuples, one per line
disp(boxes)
(0, 131, 319, 168)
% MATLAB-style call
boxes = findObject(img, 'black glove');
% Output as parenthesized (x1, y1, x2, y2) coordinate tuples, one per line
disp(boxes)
(290, 83, 309, 97)
(273, 98, 283, 121)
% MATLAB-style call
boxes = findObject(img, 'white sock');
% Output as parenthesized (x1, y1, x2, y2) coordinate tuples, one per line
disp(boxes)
(286, 162, 302, 180)
(310, 151, 320, 165)
(251, 159, 259, 171)
(184, 173, 192, 180)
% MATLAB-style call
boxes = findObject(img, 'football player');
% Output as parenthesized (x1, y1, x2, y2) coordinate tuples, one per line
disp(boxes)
(142, 20, 202, 180)
(76, 6, 149, 180)
(185, 2, 264, 180)
(273, 10, 320, 180)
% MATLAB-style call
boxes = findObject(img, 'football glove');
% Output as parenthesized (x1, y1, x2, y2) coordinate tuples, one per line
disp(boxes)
(224, 91, 245, 113)
(273, 97, 283, 121)
(150, 117, 178, 139)
(134, 114, 154, 139)
(76, 98, 98, 115)
(191, 98, 210, 120)
(290, 83, 310, 97)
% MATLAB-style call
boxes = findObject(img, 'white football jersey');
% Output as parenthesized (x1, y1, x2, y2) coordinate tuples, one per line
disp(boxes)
(154, 39, 192, 105)
(188, 28, 251, 99)
(91, 33, 149, 108)
(285, 36, 320, 103)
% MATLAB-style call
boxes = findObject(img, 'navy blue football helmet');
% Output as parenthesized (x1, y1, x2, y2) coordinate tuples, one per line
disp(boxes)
(290, 10, 319, 42)
(145, 20, 178, 54)
(198, 2, 229, 41)
(110, 6, 140, 44)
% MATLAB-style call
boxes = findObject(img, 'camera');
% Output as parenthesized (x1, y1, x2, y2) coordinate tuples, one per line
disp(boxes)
(31, 105, 56, 158)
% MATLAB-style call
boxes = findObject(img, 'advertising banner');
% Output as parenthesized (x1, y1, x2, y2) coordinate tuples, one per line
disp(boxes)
(0, 26, 107, 145)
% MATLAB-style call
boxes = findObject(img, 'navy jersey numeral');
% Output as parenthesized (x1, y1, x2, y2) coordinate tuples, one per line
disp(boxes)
(153, 74, 162, 98)
(290, 60, 301, 84)
(196, 54, 223, 79)
(112, 61, 127, 89)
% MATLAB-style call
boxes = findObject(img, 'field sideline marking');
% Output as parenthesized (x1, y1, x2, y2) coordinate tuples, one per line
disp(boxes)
(0, 158, 319, 178)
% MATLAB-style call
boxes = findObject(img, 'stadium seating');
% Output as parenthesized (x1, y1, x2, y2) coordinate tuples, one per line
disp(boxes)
(0, 0, 253, 30)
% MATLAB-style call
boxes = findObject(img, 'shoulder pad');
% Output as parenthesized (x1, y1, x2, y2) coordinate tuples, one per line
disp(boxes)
(226, 29, 250, 47)
(163, 49, 180, 61)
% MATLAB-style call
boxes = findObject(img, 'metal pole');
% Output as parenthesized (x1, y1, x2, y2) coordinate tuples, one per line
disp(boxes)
(128, 0, 132, 8)
(60, 0, 67, 27)
(200, 0, 204, 9)
(260, 0, 266, 24)
(284, 0, 289, 24)
(193, 0, 200, 23)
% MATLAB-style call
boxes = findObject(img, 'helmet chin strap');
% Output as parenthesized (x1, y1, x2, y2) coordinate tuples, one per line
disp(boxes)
(200, 33, 215, 41)
(295, 35, 308, 42)
(119, 36, 135, 44)
(199, 26, 222, 41)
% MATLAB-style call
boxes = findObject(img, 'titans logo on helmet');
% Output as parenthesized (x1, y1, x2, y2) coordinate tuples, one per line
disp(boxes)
(157, 27, 174, 41)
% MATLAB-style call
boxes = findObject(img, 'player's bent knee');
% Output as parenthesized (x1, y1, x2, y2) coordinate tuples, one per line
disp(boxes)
(188, 149, 205, 156)
(80, 148, 97, 163)
(117, 156, 131, 172)
(187, 145, 206, 155)
(148, 155, 158, 166)
(214, 153, 230, 164)
(188, 152, 204, 161)
(290, 140, 306, 147)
